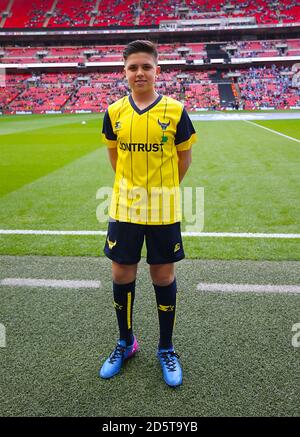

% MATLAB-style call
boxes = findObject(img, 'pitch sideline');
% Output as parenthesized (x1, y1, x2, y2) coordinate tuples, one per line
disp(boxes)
(1, 277, 299, 294)
(197, 282, 300, 294)
(0, 229, 299, 238)
(244, 120, 300, 143)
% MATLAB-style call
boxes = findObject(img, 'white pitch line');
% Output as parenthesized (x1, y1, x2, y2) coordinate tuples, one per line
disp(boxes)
(0, 278, 101, 289)
(197, 282, 300, 294)
(181, 232, 300, 238)
(244, 120, 300, 143)
(0, 229, 107, 236)
(0, 229, 299, 238)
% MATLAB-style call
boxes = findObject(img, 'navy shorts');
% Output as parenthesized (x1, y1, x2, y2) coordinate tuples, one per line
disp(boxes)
(104, 219, 185, 265)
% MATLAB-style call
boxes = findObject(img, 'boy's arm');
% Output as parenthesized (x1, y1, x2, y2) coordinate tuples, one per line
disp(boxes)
(178, 148, 192, 183)
(174, 108, 196, 183)
(107, 148, 118, 173)
(102, 109, 118, 172)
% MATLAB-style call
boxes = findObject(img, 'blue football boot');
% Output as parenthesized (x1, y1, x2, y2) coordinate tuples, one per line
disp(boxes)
(99, 336, 139, 379)
(157, 347, 183, 387)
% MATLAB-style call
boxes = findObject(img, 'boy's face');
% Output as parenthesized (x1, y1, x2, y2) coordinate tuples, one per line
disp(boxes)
(124, 52, 161, 95)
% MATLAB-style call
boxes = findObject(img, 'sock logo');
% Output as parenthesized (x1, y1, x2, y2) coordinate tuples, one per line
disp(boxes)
(113, 301, 123, 310)
(107, 237, 117, 250)
(174, 243, 181, 253)
(158, 304, 175, 312)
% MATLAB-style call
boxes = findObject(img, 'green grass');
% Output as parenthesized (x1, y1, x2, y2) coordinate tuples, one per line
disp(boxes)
(0, 114, 103, 196)
(254, 119, 300, 140)
(0, 256, 299, 417)
(0, 112, 299, 417)
(0, 113, 299, 260)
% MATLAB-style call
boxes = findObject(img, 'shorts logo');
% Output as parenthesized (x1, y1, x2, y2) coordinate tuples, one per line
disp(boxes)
(174, 243, 181, 253)
(158, 304, 175, 312)
(114, 302, 123, 310)
(107, 237, 117, 250)
(114, 121, 121, 130)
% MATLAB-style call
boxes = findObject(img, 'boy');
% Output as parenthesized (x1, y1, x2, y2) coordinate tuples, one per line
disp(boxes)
(100, 40, 196, 387)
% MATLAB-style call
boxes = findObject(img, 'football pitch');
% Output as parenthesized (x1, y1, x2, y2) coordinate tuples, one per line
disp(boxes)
(0, 113, 299, 417)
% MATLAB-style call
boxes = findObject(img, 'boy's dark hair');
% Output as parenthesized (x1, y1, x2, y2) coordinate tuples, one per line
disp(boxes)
(123, 40, 158, 63)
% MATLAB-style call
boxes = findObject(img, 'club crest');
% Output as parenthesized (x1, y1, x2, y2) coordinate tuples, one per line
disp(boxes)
(157, 119, 170, 131)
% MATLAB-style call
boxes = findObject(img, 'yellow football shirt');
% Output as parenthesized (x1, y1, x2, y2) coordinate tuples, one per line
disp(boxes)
(102, 94, 196, 225)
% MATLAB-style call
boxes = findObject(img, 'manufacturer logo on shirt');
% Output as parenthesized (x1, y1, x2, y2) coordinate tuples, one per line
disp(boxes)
(114, 121, 121, 130)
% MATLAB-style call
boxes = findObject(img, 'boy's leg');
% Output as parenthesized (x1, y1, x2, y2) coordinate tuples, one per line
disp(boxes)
(100, 220, 144, 379)
(146, 223, 184, 387)
(150, 263, 176, 350)
(150, 263, 182, 387)
(146, 223, 183, 351)
(112, 262, 137, 346)
(104, 219, 144, 346)
(112, 261, 138, 284)
(99, 262, 139, 379)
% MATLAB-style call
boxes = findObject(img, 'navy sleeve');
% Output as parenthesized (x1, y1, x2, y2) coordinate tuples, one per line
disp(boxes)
(102, 110, 117, 140)
(174, 108, 196, 146)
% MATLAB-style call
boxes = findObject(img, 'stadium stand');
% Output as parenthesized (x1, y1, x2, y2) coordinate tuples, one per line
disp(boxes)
(0, 73, 25, 108)
(1, 65, 299, 114)
(238, 65, 300, 109)
(1, 39, 300, 64)
(93, 0, 137, 27)
(0, 1, 299, 114)
(47, 0, 95, 28)
(1, 0, 300, 28)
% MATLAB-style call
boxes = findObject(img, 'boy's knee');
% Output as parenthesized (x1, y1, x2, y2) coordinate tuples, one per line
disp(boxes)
(150, 265, 175, 287)
(112, 262, 137, 284)
(152, 276, 175, 287)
